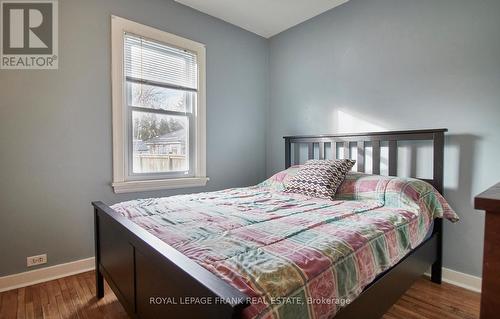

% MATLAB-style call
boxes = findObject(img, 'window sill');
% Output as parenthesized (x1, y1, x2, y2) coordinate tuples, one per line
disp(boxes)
(112, 177, 209, 194)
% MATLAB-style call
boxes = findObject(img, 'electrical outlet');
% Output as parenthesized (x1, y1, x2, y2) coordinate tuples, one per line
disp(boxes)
(27, 254, 47, 267)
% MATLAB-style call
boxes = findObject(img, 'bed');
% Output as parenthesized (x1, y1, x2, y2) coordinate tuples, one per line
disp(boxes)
(93, 128, 457, 319)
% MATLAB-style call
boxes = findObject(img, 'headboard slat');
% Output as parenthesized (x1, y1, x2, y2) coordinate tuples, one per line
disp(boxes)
(344, 142, 351, 160)
(388, 140, 398, 176)
(357, 141, 365, 173)
(307, 143, 314, 160)
(319, 142, 325, 160)
(372, 140, 381, 175)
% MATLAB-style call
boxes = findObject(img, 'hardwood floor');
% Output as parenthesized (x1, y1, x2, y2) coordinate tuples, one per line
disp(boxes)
(0, 271, 128, 319)
(0, 271, 479, 319)
(383, 279, 480, 319)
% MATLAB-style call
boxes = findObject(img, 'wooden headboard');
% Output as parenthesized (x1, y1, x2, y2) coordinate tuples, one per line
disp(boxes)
(284, 129, 447, 194)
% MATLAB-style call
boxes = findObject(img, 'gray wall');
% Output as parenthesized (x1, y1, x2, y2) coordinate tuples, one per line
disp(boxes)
(1, 0, 497, 279)
(267, 0, 500, 276)
(0, 0, 268, 276)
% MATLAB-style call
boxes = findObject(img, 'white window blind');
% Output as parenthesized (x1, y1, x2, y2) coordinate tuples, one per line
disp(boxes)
(124, 33, 198, 92)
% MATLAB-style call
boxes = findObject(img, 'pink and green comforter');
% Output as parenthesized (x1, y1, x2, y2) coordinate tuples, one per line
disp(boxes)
(112, 170, 458, 319)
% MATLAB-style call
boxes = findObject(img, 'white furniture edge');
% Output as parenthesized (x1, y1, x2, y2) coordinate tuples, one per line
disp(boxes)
(1, 258, 482, 294)
(112, 177, 209, 194)
(0, 258, 95, 293)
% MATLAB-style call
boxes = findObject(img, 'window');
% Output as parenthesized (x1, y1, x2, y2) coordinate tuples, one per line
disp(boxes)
(111, 16, 207, 193)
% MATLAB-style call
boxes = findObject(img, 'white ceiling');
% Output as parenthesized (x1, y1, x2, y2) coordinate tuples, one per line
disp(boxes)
(175, 0, 349, 38)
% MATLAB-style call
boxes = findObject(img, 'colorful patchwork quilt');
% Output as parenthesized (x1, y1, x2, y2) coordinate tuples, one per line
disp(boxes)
(112, 169, 458, 319)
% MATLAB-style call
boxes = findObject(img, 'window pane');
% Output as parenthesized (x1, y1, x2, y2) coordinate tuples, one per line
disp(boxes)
(127, 81, 194, 112)
(132, 111, 189, 174)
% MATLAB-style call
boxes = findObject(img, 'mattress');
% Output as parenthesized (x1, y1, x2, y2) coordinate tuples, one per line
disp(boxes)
(112, 174, 457, 319)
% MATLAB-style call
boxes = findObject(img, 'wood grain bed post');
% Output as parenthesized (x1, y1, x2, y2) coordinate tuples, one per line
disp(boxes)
(431, 131, 445, 284)
(94, 206, 104, 299)
(285, 138, 291, 169)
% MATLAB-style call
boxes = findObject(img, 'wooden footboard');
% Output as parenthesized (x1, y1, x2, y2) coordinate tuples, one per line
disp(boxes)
(93, 201, 248, 319)
(94, 200, 442, 319)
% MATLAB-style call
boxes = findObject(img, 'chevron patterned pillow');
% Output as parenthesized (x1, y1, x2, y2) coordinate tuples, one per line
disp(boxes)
(284, 159, 356, 200)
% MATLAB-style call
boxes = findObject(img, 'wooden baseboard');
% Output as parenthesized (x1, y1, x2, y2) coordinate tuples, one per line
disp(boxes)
(0, 258, 95, 292)
(425, 267, 482, 293)
(0, 258, 481, 294)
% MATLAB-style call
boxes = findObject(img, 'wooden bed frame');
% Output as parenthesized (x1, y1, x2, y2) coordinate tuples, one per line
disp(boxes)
(93, 128, 447, 319)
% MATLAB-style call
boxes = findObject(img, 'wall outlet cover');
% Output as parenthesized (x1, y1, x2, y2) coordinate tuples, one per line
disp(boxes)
(27, 254, 47, 267)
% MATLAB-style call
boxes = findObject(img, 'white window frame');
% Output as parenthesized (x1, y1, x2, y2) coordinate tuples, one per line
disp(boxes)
(111, 16, 208, 194)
